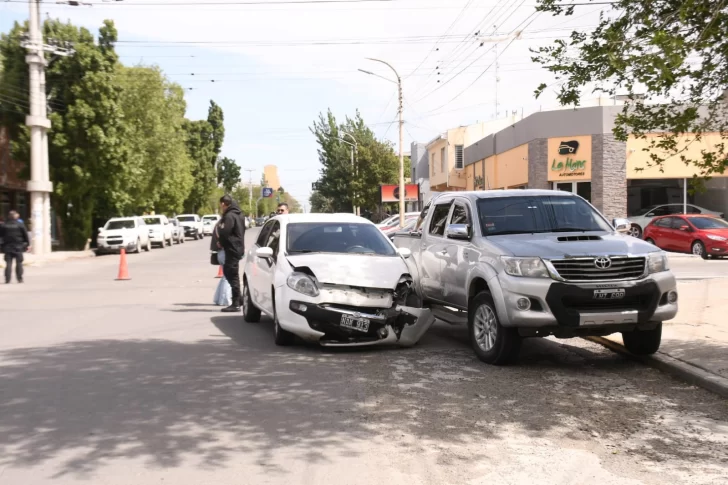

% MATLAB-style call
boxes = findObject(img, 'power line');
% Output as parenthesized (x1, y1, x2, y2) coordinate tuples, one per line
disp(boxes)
(4, 0, 405, 5)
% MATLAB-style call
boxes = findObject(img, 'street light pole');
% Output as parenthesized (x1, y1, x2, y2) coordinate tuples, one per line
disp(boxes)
(359, 59, 404, 227)
(340, 131, 358, 216)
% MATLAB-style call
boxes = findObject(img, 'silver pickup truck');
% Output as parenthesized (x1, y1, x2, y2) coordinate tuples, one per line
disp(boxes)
(392, 189, 678, 365)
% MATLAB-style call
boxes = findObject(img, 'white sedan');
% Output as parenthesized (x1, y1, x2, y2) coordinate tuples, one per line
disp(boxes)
(242, 213, 434, 347)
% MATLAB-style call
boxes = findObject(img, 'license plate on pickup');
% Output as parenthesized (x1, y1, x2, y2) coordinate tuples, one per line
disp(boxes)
(593, 289, 626, 300)
(340, 314, 370, 332)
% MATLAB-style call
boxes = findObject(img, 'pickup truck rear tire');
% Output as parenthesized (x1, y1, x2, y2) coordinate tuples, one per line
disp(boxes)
(469, 291, 521, 365)
(622, 323, 662, 355)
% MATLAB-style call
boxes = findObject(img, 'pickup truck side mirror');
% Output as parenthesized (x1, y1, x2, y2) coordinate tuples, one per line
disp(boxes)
(612, 218, 631, 234)
(446, 224, 470, 240)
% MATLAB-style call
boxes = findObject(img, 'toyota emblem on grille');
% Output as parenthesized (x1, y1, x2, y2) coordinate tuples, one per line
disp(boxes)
(594, 257, 612, 269)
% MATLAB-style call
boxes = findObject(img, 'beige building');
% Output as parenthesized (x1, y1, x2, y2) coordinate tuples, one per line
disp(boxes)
(263, 165, 281, 191)
(426, 117, 517, 192)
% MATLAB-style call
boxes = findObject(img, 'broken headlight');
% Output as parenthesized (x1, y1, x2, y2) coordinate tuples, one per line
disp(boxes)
(287, 272, 320, 297)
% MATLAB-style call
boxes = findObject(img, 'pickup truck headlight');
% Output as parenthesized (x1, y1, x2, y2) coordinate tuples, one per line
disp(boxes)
(647, 251, 669, 274)
(287, 272, 320, 297)
(501, 256, 550, 278)
(707, 234, 727, 242)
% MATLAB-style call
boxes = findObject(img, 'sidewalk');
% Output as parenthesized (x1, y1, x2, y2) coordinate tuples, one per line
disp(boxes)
(0, 250, 95, 269)
(591, 277, 728, 397)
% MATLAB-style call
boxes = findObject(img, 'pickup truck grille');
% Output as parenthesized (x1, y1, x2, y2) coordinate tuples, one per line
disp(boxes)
(549, 257, 646, 281)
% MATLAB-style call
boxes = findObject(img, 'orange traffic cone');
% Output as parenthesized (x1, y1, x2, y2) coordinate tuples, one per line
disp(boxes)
(215, 265, 223, 278)
(116, 248, 131, 281)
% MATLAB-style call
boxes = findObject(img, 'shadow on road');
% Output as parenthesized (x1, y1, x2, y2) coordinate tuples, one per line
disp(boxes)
(0, 317, 726, 479)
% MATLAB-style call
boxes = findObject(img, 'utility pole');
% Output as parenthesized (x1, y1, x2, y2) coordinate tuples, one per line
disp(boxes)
(21, 0, 72, 255)
(359, 59, 405, 228)
(244, 168, 254, 215)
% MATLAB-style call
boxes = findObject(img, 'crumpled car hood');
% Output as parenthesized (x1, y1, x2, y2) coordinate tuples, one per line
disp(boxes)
(489, 233, 657, 258)
(286, 254, 408, 289)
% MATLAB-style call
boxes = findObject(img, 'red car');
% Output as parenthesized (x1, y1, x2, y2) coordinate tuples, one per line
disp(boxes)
(643, 214, 728, 259)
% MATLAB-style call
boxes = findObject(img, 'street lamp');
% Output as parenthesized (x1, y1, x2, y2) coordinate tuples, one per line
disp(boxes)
(323, 131, 358, 215)
(359, 58, 405, 228)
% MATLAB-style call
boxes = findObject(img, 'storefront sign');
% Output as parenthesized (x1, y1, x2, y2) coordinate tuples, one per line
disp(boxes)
(547, 136, 592, 182)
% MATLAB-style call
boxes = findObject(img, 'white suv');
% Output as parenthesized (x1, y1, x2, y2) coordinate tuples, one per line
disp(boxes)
(97, 217, 152, 254)
(143, 215, 174, 248)
(176, 214, 204, 240)
(202, 214, 221, 236)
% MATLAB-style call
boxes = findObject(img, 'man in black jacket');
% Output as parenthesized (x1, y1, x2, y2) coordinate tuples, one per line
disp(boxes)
(1, 210, 30, 284)
(216, 195, 246, 312)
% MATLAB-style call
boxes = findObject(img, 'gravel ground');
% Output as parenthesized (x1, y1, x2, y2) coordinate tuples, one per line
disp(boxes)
(0, 230, 725, 484)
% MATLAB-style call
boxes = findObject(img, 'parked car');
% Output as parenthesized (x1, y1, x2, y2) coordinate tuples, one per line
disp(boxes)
(202, 214, 221, 236)
(392, 189, 678, 365)
(383, 217, 418, 240)
(242, 213, 433, 347)
(255, 217, 266, 226)
(170, 218, 185, 244)
(376, 212, 420, 230)
(176, 214, 204, 240)
(643, 214, 728, 259)
(245, 216, 251, 228)
(143, 215, 174, 248)
(97, 217, 152, 254)
(628, 203, 723, 239)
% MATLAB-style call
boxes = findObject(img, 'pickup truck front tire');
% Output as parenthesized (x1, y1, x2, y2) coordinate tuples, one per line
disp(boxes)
(622, 323, 662, 355)
(469, 291, 522, 365)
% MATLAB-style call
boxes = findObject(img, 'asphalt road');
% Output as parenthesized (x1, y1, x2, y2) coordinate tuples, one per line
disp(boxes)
(1, 228, 726, 485)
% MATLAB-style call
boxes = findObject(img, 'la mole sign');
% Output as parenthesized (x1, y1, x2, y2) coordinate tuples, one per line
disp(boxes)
(547, 136, 592, 181)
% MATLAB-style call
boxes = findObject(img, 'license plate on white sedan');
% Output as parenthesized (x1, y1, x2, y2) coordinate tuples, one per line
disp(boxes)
(340, 314, 370, 332)
(593, 289, 626, 300)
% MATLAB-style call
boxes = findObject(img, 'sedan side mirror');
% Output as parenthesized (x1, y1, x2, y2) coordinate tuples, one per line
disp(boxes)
(446, 224, 470, 240)
(612, 218, 631, 234)
(256, 247, 274, 259)
(397, 247, 412, 259)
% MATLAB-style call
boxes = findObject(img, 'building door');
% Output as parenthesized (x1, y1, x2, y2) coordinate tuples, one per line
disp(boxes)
(553, 181, 592, 203)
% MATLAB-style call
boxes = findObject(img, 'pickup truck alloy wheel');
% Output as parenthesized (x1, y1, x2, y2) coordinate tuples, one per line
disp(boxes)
(622, 322, 662, 355)
(242, 279, 261, 323)
(468, 291, 521, 365)
(474, 306, 497, 352)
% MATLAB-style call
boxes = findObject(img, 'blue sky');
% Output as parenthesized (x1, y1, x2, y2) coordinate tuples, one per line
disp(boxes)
(0, 0, 607, 208)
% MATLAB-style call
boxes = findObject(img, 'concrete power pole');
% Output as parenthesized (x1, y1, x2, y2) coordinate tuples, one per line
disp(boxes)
(22, 0, 72, 255)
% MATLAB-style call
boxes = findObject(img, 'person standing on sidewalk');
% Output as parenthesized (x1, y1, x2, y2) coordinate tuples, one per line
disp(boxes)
(1, 211, 30, 284)
(210, 219, 232, 307)
(216, 195, 246, 312)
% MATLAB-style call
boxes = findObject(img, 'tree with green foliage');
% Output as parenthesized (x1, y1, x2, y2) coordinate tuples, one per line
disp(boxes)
(309, 190, 334, 213)
(183, 119, 217, 213)
(217, 156, 241, 193)
(310, 109, 406, 214)
(533, 0, 728, 177)
(117, 65, 193, 215)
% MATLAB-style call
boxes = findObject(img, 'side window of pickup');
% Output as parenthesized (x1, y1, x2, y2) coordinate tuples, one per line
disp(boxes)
(429, 203, 452, 237)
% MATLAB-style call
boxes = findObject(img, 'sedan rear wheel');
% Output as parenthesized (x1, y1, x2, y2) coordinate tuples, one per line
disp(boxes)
(629, 224, 642, 239)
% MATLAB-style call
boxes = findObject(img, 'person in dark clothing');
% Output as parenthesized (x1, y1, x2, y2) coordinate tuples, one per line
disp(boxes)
(1, 210, 30, 284)
(216, 195, 246, 312)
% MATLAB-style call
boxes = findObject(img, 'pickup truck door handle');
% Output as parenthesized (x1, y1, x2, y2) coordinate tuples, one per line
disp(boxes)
(438, 249, 448, 255)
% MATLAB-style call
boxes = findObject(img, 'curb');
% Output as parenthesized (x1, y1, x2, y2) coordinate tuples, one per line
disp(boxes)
(0, 251, 96, 269)
(585, 336, 728, 398)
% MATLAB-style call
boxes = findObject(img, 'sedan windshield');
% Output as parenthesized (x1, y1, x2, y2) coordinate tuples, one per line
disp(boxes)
(690, 217, 728, 230)
(477, 196, 612, 236)
(287, 222, 396, 256)
(106, 220, 135, 230)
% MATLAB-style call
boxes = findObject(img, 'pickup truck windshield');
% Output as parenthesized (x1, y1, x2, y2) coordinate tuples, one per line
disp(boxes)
(143, 217, 162, 225)
(477, 195, 612, 236)
(177, 216, 195, 222)
(287, 222, 396, 256)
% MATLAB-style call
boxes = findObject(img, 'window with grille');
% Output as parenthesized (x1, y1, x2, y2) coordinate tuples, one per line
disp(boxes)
(455, 145, 464, 170)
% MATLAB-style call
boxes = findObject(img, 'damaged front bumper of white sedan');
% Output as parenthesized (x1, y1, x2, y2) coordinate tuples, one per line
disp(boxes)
(280, 283, 434, 347)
